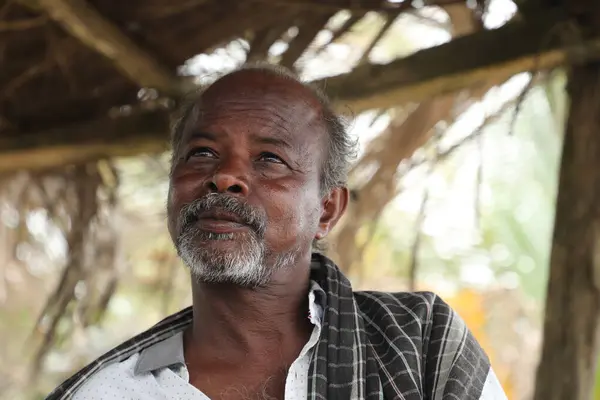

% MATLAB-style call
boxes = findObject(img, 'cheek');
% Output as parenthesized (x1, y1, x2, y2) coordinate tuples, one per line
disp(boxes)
(169, 169, 206, 207)
(263, 187, 321, 249)
(167, 177, 200, 236)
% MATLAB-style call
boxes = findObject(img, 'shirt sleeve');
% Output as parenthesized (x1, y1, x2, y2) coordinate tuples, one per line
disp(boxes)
(422, 295, 508, 400)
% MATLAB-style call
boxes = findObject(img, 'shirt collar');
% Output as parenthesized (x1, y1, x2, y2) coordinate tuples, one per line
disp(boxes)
(134, 280, 326, 375)
(133, 331, 185, 375)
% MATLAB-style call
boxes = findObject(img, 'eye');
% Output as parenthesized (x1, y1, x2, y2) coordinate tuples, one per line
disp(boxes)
(186, 147, 216, 160)
(258, 152, 285, 164)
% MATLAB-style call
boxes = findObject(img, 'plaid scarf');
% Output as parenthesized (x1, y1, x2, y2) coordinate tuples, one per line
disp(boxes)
(46, 254, 491, 399)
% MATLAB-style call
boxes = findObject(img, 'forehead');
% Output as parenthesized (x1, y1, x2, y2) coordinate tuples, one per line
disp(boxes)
(185, 71, 326, 137)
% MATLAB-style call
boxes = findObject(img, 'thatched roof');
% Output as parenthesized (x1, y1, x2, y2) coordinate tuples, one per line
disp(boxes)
(2, 0, 600, 171)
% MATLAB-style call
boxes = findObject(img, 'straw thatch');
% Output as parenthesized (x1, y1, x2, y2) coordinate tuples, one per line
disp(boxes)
(1, 0, 599, 171)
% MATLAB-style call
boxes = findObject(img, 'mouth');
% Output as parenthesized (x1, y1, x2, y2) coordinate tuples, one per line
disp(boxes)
(194, 210, 249, 234)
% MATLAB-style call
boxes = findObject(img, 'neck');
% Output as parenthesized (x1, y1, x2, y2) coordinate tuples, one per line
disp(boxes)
(186, 254, 314, 365)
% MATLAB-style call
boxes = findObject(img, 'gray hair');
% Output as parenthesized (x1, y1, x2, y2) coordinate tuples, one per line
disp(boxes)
(170, 62, 357, 193)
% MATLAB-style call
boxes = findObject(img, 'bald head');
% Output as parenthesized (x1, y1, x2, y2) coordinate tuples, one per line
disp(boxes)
(171, 63, 355, 192)
(202, 67, 324, 113)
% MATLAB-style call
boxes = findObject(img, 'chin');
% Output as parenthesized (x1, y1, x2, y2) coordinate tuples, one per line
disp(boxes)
(177, 232, 270, 287)
(192, 269, 272, 288)
(175, 227, 300, 287)
(186, 254, 272, 288)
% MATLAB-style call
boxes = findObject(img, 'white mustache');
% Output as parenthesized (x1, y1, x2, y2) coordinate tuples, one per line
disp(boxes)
(178, 193, 267, 237)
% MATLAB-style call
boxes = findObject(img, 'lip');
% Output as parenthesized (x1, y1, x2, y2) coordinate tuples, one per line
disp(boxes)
(195, 210, 248, 234)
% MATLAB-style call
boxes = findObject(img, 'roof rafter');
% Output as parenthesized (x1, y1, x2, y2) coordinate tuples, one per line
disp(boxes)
(247, 20, 297, 61)
(250, 0, 464, 14)
(29, 0, 188, 95)
(322, 10, 600, 112)
(2, 10, 600, 172)
(0, 109, 170, 173)
(279, 13, 334, 69)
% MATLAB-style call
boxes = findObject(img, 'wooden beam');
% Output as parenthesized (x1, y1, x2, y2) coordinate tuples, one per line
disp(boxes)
(279, 13, 333, 69)
(314, 14, 362, 55)
(4, 10, 600, 172)
(31, 0, 187, 95)
(0, 110, 170, 173)
(250, 0, 465, 14)
(533, 3, 600, 399)
(356, 12, 399, 65)
(247, 22, 296, 62)
(319, 11, 600, 113)
(532, 63, 600, 400)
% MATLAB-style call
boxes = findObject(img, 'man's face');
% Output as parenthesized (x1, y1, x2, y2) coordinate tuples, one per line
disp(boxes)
(167, 71, 333, 287)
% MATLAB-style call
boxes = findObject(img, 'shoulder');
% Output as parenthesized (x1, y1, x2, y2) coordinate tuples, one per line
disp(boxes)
(352, 290, 471, 350)
(47, 307, 193, 400)
(353, 290, 481, 357)
(352, 290, 455, 362)
(353, 290, 449, 327)
(354, 290, 497, 399)
(70, 353, 141, 399)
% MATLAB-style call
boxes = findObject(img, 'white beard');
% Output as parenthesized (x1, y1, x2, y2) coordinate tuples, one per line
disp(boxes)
(176, 228, 300, 288)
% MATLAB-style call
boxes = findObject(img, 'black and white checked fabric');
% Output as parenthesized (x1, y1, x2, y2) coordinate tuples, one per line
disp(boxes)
(46, 254, 491, 400)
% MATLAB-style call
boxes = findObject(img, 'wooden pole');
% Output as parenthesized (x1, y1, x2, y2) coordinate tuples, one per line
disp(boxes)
(533, 61, 600, 400)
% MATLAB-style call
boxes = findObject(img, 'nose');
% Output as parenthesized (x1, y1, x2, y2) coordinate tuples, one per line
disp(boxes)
(206, 159, 249, 196)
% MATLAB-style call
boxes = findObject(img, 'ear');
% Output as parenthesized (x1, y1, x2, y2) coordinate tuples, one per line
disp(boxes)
(315, 187, 349, 241)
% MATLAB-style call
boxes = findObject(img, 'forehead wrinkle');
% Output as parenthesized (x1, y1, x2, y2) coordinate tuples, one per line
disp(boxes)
(203, 75, 322, 117)
(192, 93, 323, 141)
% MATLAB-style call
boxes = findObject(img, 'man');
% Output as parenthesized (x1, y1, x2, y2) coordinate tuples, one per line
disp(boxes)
(47, 64, 506, 400)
